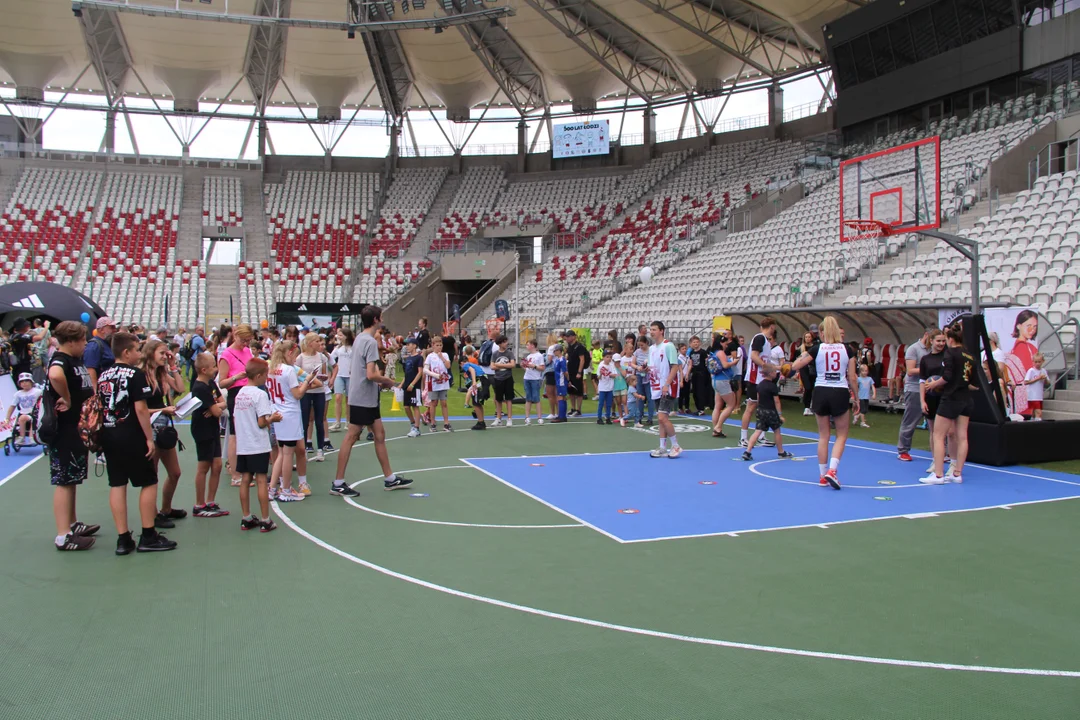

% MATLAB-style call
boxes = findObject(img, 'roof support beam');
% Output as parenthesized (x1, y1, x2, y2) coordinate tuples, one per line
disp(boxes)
(358, 4, 415, 121)
(449, 10, 547, 114)
(244, 0, 290, 115)
(77, 5, 133, 105)
(522, 0, 690, 101)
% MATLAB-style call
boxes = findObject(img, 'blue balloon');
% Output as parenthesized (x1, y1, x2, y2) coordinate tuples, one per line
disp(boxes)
(80, 312, 91, 323)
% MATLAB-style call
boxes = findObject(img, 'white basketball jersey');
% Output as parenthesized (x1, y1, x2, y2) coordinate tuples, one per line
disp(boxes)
(744, 333, 773, 383)
(814, 343, 851, 388)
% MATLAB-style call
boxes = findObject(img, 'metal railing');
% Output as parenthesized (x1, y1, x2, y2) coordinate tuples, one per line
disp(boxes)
(1048, 316, 1080, 385)
(1029, 138, 1080, 187)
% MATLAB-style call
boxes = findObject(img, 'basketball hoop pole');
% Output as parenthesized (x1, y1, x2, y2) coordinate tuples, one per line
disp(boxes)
(920, 228, 981, 314)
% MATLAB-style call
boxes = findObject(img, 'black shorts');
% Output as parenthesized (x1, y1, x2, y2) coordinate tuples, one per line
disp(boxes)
(102, 434, 157, 488)
(745, 382, 758, 402)
(858, 399, 870, 414)
(277, 439, 297, 448)
(235, 452, 270, 475)
(195, 435, 222, 463)
(226, 386, 241, 433)
(924, 394, 941, 420)
(568, 375, 584, 397)
(493, 376, 515, 402)
(756, 408, 782, 432)
(544, 373, 556, 387)
(402, 386, 422, 408)
(49, 425, 88, 487)
(936, 396, 973, 420)
(471, 376, 490, 407)
(349, 404, 381, 428)
(812, 387, 851, 418)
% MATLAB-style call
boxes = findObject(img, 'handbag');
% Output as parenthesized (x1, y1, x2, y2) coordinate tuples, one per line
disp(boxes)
(154, 415, 184, 451)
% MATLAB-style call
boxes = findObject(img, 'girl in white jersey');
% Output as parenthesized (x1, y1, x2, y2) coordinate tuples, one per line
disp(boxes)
(267, 341, 319, 500)
(791, 316, 859, 490)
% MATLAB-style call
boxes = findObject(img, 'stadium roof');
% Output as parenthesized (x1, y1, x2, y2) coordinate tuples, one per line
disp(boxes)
(0, 0, 857, 118)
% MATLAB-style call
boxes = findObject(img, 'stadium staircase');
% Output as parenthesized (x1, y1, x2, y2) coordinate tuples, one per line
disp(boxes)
(177, 168, 202, 260)
(408, 172, 461, 260)
(242, 174, 271, 262)
(1044, 382, 1080, 421)
(205, 264, 238, 328)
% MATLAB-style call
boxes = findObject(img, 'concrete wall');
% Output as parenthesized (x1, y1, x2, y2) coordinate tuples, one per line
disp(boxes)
(781, 109, 836, 140)
(1023, 12, 1080, 70)
(989, 120, 1057, 195)
(439, 251, 517, 281)
(381, 265, 444, 334)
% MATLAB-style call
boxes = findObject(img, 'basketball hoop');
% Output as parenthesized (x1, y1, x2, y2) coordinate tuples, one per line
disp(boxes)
(841, 219, 894, 242)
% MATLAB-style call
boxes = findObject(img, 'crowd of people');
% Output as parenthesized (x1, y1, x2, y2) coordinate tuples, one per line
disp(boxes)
(5, 296, 1001, 553)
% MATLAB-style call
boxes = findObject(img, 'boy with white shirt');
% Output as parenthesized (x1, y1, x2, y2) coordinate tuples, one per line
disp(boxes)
(1024, 353, 1050, 420)
(233, 358, 281, 532)
(522, 340, 545, 425)
(595, 349, 617, 424)
(423, 336, 453, 432)
(648, 321, 682, 458)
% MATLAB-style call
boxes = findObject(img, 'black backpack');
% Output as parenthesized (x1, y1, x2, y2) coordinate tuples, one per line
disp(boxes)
(37, 387, 59, 445)
(479, 340, 494, 367)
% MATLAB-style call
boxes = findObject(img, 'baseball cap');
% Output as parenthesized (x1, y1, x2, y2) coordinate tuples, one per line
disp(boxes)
(864, 337, 873, 346)
(808, 323, 819, 333)
(96, 316, 116, 330)
(565, 330, 577, 337)
(17, 372, 33, 384)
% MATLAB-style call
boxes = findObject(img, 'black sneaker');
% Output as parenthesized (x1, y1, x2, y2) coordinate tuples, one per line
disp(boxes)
(193, 504, 229, 518)
(259, 519, 277, 533)
(605, 418, 613, 425)
(471, 422, 487, 431)
(739, 451, 753, 461)
(712, 431, 727, 438)
(115, 532, 136, 555)
(240, 515, 261, 531)
(384, 476, 414, 491)
(366, 432, 374, 441)
(305, 441, 314, 453)
(137, 532, 177, 552)
(777, 451, 794, 459)
(205, 502, 227, 514)
(161, 508, 188, 520)
(154, 512, 175, 529)
(597, 418, 604, 425)
(56, 533, 95, 551)
(760, 438, 776, 447)
(443, 424, 453, 432)
(322, 441, 334, 451)
(329, 483, 360, 497)
(70, 521, 100, 537)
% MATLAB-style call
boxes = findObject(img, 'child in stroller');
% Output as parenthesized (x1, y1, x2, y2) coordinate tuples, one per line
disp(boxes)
(4, 372, 45, 454)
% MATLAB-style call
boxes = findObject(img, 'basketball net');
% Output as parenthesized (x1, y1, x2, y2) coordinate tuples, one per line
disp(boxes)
(841, 219, 894, 242)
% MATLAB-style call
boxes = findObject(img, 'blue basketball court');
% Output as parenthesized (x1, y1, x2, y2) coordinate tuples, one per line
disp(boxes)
(463, 438, 1080, 543)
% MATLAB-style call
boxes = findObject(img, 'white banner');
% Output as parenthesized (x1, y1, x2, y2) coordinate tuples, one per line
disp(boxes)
(553, 120, 609, 159)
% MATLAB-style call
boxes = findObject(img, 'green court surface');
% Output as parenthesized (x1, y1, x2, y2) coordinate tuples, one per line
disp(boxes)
(1, 398, 1078, 719)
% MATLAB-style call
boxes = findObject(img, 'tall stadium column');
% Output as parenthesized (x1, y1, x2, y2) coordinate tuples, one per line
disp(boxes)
(104, 106, 116, 153)
(643, 106, 656, 160)
(258, 119, 268, 158)
(389, 122, 400, 171)
(768, 81, 783, 136)
(517, 119, 527, 174)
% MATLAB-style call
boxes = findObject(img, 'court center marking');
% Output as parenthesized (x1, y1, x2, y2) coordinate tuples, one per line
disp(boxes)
(749, 456, 927, 489)
(337, 465, 583, 530)
(272, 503, 1080, 678)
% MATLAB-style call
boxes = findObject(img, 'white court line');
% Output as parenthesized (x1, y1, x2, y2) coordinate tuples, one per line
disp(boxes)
(460, 458, 627, 543)
(337, 465, 583, 530)
(463, 442, 816, 462)
(749, 456, 927, 489)
(0, 453, 44, 489)
(272, 503, 1080, 679)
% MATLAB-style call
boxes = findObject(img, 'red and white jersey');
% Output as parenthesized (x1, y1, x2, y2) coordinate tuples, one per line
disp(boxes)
(813, 343, 851, 388)
(424, 352, 451, 392)
(266, 364, 303, 441)
(744, 332, 773, 384)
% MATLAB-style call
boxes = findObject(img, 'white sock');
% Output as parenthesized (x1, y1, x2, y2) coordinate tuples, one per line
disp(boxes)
(740, 429, 748, 441)
(333, 478, 346, 486)
(829, 457, 840, 471)
(55, 534, 66, 545)
(659, 438, 668, 449)
(819, 463, 827, 476)
(386, 472, 396, 482)
(670, 434, 679, 448)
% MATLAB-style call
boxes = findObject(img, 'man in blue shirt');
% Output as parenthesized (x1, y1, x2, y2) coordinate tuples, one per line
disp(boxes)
(83, 317, 117, 388)
(186, 326, 206, 379)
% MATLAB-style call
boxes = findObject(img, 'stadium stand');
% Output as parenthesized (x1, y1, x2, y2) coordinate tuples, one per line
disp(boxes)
(486, 170, 623, 241)
(350, 255, 434, 306)
(431, 165, 504, 252)
(0, 167, 99, 286)
(203, 175, 243, 227)
(368, 166, 447, 257)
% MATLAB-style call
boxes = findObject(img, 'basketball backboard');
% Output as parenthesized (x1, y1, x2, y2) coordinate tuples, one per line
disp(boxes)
(839, 136, 941, 242)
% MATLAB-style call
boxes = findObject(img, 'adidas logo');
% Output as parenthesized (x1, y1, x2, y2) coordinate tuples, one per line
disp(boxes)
(339, 305, 349, 312)
(13, 294, 44, 309)
(297, 304, 307, 311)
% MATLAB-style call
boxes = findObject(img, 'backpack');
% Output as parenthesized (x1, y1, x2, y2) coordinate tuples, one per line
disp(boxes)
(479, 340, 494, 367)
(706, 351, 722, 377)
(581, 345, 592, 370)
(78, 393, 104, 453)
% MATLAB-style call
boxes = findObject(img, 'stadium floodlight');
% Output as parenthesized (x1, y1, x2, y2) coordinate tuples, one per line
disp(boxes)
(401, 0, 408, 13)
(71, 2, 82, 17)
(434, 24, 444, 33)
(347, 28, 355, 38)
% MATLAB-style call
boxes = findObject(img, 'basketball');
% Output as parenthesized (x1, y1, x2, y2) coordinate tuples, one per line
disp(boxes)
(780, 362, 793, 377)
(639, 266, 654, 284)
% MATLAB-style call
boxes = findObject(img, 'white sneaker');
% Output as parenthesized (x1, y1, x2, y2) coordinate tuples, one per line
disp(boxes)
(328, 422, 339, 432)
(947, 465, 963, 483)
(491, 418, 501, 427)
(803, 408, 813, 416)
(506, 419, 513, 427)
(667, 446, 683, 459)
(538, 418, 544, 425)
(919, 473, 946, 485)
(315, 450, 325, 462)
(407, 426, 420, 438)
(95, 454, 105, 466)
(525, 418, 531, 425)
(925, 462, 936, 474)
(545, 414, 555, 420)
(739, 438, 748, 448)
(650, 448, 669, 458)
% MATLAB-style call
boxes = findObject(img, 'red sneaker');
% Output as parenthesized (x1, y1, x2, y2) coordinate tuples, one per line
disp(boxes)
(897, 452, 913, 462)
(819, 477, 829, 486)
(824, 469, 841, 490)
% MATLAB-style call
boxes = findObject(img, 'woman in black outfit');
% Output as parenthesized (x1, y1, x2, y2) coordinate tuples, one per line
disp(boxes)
(918, 330, 951, 475)
(797, 331, 817, 416)
(141, 339, 185, 526)
(921, 324, 976, 485)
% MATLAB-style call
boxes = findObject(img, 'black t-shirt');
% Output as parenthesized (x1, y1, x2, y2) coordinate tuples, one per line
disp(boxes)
(190, 379, 221, 442)
(919, 351, 946, 396)
(415, 328, 430, 351)
(756, 379, 780, 411)
(9, 331, 32, 376)
(688, 348, 708, 374)
(567, 342, 588, 376)
(145, 380, 167, 410)
(98, 363, 152, 442)
(941, 347, 975, 401)
(48, 351, 93, 427)
(441, 335, 457, 365)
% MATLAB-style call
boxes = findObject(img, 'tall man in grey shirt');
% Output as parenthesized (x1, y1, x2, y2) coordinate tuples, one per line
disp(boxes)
(897, 328, 935, 461)
(331, 305, 413, 496)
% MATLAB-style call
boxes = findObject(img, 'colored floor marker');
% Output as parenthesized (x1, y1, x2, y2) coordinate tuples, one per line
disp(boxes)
(791, 457, 807, 462)
(409, 492, 429, 498)
(530, 463, 545, 467)
(878, 480, 896, 486)
(699, 480, 717, 485)
(617, 508, 640, 515)
(874, 496, 892, 501)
